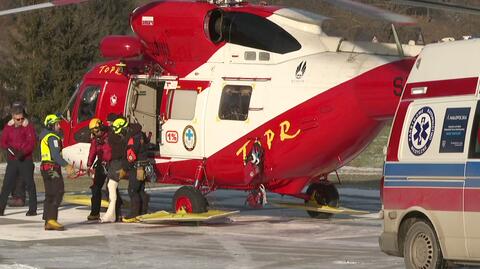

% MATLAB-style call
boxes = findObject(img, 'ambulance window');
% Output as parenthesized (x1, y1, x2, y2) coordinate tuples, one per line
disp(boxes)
(168, 89, 197, 120)
(77, 85, 101, 123)
(468, 103, 480, 158)
(218, 85, 252, 121)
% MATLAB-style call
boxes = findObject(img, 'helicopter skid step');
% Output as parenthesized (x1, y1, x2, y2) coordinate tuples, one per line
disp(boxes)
(270, 200, 369, 215)
(137, 209, 239, 224)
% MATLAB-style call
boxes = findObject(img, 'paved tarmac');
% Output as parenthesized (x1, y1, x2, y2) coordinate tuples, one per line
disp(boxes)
(0, 182, 414, 269)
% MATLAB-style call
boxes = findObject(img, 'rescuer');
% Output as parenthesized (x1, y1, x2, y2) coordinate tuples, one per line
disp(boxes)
(39, 114, 76, 231)
(0, 104, 37, 216)
(86, 118, 112, 221)
(122, 122, 150, 223)
(101, 117, 128, 223)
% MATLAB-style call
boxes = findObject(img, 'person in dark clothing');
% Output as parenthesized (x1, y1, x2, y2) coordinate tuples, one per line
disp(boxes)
(101, 117, 128, 223)
(86, 118, 112, 221)
(40, 114, 76, 231)
(0, 106, 37, 216)
(123, 123, 150, 222)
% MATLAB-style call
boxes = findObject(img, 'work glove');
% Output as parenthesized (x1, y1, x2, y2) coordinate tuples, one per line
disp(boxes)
(136, 167, 145, 181)
(117, 168, 127, 180)
(65, 164, 76, 178)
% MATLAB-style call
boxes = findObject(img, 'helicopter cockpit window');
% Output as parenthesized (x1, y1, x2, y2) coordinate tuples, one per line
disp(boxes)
(167, 89, 198, 120)
(218, 85, 252, 121)
(77, 85, 101, 123)
(221, 12, 301, 54)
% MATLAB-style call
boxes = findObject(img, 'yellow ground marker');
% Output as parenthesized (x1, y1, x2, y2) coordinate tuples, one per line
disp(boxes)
(270, 200, 369, 215)
(137, 209, 239, 224)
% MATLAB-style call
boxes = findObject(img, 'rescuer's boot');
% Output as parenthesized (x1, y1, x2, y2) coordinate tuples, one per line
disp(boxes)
(122, 216, 139, 223)
(87, 214, 100, 221)
(45, 220, 65, 231)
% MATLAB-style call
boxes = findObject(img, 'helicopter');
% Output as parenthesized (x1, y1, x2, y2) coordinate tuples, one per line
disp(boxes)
(0, 0, 428, 218)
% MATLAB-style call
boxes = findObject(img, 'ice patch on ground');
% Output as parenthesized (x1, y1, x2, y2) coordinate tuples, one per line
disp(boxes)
(0, 264, 38, 269)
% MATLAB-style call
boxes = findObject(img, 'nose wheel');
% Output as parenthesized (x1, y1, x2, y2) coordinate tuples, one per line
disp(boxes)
(172, 186, 208, 213)
(305, 182, 339, 219)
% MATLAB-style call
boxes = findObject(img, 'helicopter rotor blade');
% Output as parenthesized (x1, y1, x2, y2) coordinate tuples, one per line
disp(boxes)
(0, 0, 90, 17)
(323, 0, 416, 25)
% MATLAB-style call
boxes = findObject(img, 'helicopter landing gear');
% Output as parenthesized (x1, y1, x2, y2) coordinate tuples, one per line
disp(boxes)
(245, 185, 267, 209)
(305, 182, 339, 219)
(172, 186, 208, 213)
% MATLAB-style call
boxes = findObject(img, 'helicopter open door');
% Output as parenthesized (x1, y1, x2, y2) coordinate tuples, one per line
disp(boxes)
(159, 80, 209, 159)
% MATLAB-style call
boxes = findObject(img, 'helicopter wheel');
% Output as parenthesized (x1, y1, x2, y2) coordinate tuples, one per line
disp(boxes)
(305, 182, 339, 219)
(172, 186, 208, 213)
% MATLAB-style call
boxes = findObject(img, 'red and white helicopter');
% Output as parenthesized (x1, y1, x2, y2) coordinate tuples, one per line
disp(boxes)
(1, 0, 427, 217)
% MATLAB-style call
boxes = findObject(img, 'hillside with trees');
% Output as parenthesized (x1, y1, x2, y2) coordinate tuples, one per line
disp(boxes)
(0, 0, 478, 165)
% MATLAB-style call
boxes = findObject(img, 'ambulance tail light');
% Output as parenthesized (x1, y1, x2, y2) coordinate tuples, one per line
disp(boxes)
(100, 35, 143, 59)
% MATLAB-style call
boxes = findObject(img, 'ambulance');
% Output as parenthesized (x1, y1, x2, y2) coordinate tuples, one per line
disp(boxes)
(379, 38, 480, 268)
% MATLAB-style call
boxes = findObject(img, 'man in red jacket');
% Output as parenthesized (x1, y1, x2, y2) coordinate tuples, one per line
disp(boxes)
(0, 105, 37, 216)
(86, 118, 112, 221)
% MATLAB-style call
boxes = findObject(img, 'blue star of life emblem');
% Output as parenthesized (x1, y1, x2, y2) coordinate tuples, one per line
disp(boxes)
(183, 125, 196, 151)
(408, 106, 435, 156)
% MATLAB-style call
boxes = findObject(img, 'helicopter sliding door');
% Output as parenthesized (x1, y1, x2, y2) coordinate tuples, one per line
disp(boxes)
(159, 80, 208, 159)
(126, 79, 165, 146)
(204, 80, 267, 170)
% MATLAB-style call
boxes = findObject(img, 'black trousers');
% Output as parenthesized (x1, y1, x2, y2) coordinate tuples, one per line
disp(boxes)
(11, 177, 26, 200)
(127, 169, 148, 218)
(0, 160, 36, 212)
(41, 167, 64, 221)
(90, 164, 107, 216)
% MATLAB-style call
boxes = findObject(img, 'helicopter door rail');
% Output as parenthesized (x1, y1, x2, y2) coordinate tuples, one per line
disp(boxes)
(222, 77, 271, 82)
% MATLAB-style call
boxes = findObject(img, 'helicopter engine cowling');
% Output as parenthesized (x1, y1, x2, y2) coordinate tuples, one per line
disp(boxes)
(100, 35, 143, 59)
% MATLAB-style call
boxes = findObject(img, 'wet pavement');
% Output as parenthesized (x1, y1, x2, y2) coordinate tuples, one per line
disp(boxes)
(0, 182, 417, 269)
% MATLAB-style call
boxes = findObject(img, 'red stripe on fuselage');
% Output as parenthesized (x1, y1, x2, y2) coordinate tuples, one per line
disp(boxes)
(403, 77, 478, 100)
(383, 187, 463, 211)
(464, 188, 480, 212)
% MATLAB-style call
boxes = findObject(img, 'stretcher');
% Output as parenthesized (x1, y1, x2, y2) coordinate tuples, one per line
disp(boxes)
(270, 200, 370, 215)
(136, 209, 239, 224)
(63, 194, 109, 208)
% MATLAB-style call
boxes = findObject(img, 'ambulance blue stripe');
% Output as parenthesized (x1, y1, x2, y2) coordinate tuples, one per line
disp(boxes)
(384, 180, 464, 188)
(466, 162, 480, 177)
(384, 163, 464, 177)
(464, 179, 480, 188)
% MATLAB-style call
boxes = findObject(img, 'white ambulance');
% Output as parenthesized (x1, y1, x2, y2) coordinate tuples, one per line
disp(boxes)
(380, 38, 480, 268)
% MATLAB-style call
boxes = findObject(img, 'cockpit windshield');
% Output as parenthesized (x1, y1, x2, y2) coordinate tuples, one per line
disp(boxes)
(62, 82, 81, 121)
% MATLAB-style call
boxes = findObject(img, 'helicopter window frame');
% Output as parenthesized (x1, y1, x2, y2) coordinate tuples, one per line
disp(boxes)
(167, 89, 198, 120)
(221, 12, 301, 54)
(218, 85, 252, 121)
(77, 85, 101, 123)
(63, 82, 81, 121)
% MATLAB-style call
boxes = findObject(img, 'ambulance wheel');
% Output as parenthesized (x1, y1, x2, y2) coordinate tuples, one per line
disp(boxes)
(305, 182, 339, 219)
(172, 186, 208, 213)
(404, 220, 446, 269)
